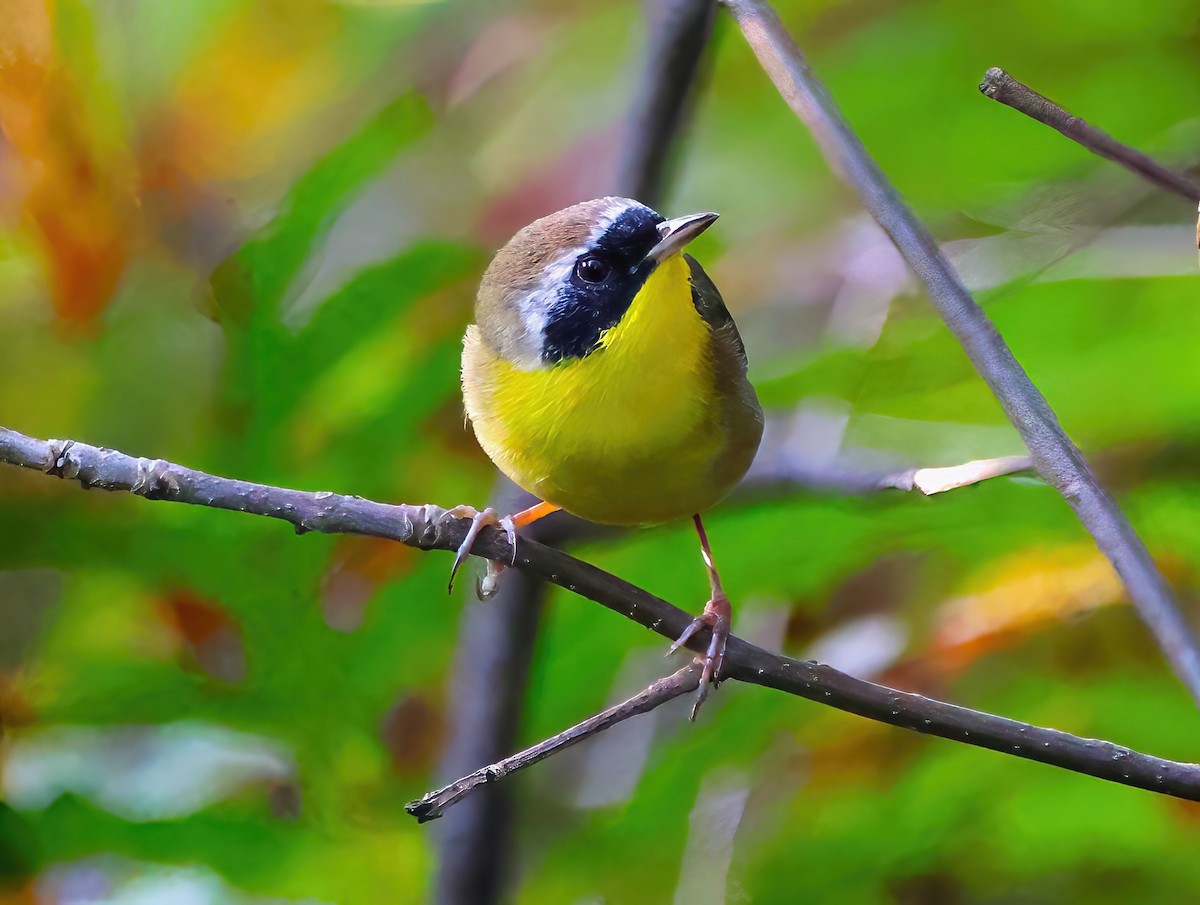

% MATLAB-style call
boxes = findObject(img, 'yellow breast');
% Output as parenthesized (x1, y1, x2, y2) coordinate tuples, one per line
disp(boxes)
(462, 255, 732, 526)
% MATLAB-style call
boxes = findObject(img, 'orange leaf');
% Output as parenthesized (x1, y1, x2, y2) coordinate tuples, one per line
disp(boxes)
(0, 0, 133, 325)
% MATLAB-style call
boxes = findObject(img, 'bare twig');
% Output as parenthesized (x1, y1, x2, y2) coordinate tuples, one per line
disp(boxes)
(4, 426, 1200, 801)
(744, 446, 1034, 496)
(409, 664, 701, 822)
(978, 67, 1200, 203)
(722, 0, 1200, 706)
(909, 455, 1034, 495)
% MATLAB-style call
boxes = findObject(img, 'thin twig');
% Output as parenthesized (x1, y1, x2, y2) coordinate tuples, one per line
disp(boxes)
(978, 67, 1200, 203)
(3, 426, 1200, 800)
(409, 664, 701, 822)
(722, 0, 1200, 706)
(744, 447, 1034, 496)
(910, 456, 1034, 494)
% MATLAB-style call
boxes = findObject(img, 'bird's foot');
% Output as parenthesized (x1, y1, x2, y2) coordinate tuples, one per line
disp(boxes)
(444, 505, 517, 596)
(667, 593, 731, 720)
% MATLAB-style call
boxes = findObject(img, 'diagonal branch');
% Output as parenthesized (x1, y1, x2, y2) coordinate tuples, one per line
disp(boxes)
(408, 664, 702, 822)
(978, 67, 1200, 203)
(722, 0, 1200, 707)
(3, 425, 1200, 801)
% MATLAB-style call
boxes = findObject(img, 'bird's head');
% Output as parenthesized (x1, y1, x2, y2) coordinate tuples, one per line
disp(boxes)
(474, 196, 717, 369)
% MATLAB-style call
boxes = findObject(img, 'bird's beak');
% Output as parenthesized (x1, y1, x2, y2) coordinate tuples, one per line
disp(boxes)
(644, 211, 719, 265)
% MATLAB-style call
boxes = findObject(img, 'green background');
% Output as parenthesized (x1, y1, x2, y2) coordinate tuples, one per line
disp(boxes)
(1, 0, 1199, 901)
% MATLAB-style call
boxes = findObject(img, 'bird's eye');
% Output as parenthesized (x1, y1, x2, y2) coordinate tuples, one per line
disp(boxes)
(574, 255, 611, 284)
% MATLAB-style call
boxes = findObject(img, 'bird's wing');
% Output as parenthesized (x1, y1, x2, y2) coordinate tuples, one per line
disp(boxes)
(685, 254, 749, 371)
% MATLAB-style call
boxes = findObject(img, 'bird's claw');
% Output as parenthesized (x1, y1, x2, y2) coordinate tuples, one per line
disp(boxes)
(667, 594, 731, 720)
(445, 505, 517, 594)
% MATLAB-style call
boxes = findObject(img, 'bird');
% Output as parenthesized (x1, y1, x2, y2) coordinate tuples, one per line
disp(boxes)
(451, 196, 763, 715)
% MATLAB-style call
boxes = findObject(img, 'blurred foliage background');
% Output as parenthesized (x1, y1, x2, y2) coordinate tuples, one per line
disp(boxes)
(1, 0, 1199, 902)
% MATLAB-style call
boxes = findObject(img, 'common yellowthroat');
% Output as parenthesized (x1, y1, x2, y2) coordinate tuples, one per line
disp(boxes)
(453, 196, 763, 712)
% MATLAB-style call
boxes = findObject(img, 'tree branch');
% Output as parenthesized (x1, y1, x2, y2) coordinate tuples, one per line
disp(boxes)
(4, 425, 1200, 801)
(978, 67, 1200, 203)
(614, 0, 718, 206)
(408, 664, 702, 822)
(722, 0, 1200, 706)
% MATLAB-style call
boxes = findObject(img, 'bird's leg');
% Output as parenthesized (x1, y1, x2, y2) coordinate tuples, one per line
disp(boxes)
(445, 500, 560, 595)
(667, 513, 731, 719)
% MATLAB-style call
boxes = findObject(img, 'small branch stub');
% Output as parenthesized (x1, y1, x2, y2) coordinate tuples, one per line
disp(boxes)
(979, 67, 1200, 203)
